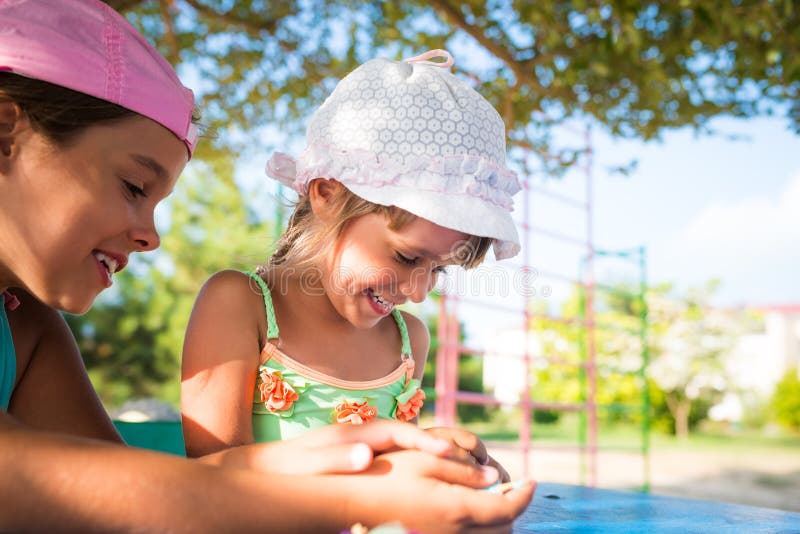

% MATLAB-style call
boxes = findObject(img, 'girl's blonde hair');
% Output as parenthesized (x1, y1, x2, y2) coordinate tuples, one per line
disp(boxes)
(263, 182, 491, 276)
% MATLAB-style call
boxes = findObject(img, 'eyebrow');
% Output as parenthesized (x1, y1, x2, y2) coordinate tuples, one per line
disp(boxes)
(399, 241, 456, 263)
(397, 239, 433, 259)
(131, 154, 168, 182)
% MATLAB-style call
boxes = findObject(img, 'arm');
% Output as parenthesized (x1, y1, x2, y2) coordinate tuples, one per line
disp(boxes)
(0, 411, 534, 533)
(7, 289, 121, 442)
(181, 270, 264, 457)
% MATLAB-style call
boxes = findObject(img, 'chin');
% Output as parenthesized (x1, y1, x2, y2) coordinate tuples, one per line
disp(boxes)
(350, 315, 385, 330)
(56, 292, 100, 315)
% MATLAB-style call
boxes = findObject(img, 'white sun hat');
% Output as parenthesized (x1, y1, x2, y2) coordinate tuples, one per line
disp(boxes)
(266, 49, 521, 260)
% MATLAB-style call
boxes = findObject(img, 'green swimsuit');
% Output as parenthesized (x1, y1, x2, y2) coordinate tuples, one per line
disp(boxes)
(247, 272, 425, 442)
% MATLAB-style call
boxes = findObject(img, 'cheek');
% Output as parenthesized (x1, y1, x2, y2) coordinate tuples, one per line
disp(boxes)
(330, 247, 398, 291)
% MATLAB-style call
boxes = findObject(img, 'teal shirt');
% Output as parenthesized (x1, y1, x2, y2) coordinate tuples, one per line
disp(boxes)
(0, 293, 17, 410)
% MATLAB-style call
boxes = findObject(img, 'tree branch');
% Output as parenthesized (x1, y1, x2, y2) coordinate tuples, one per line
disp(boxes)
(427, 0, 524, 75)
(179, 0, 280, 35)
(426, 0, 573, 102)
(103, 0, 147, 12)
(160, 0, 180, 64)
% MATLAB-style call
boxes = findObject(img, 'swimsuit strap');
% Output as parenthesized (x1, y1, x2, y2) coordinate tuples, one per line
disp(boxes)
(391, 308, 413, 360)
(247, 270, 411, 362)
(2, 290, 19, 311)
(245, 271, 279, 340)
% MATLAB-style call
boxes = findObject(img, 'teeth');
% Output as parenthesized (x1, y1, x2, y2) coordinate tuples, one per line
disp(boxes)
(368, 289, 393, 310)
(93, 252, 118, 276)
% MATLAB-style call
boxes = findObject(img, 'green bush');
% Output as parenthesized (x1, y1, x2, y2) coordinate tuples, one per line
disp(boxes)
(420, 351, 495, 422)
(421, 311, 501, 422)
(771, 368, 800, 431)
(533, 409, 561, 424)
(456, 356, 493, 422)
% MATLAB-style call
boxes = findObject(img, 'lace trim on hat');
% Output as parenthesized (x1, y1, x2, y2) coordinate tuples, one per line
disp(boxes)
(266, 143, 521, 211)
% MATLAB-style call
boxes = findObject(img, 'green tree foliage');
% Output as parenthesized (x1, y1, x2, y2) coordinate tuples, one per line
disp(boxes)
(526, 280, 754, 437)
(105, 0, 798, 173)
(771, 368, 800, 431)
(529, 284, 648, 426)
(646, 281, 743, 437)
(67, 159, 273, 407)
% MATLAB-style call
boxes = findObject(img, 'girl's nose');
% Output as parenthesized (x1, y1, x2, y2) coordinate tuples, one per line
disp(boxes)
(401, 269, 437, 303)
(130, 213, 161, 252)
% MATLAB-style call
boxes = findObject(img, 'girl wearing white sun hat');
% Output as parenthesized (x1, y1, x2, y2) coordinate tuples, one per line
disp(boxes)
(267, 49, 521, 260)
(183, 50, 523, 486)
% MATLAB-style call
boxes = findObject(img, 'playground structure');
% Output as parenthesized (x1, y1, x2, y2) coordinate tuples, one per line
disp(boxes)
(432, 126, 652, 490)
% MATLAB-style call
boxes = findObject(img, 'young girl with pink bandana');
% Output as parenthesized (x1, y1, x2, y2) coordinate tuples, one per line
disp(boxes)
(182, 50, 523, 483)
(0, 1, 533, 530)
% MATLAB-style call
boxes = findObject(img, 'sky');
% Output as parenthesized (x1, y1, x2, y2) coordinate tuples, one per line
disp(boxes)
(233, 103, 799, 346)
(435, 114, 799, 345)
(591, 115, 799, 307)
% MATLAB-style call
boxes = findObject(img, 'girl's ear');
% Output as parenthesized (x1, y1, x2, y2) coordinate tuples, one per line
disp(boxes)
(308, 178, 344, 222)
(0, 102, 22, 168)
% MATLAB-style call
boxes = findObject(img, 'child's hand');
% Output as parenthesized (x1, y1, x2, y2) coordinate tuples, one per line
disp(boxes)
(201, 420, 452, 475)
(424, 426, 511, 483)
(353, 449, 535, 533)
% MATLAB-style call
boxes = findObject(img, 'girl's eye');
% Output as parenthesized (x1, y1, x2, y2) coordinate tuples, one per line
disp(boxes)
(433, 265, 447, 274)
(124, 180, 146, 199)
(394, 252, 417, 266)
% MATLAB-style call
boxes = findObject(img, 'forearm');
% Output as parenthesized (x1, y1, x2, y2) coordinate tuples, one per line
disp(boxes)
(1, 424, 349, 533)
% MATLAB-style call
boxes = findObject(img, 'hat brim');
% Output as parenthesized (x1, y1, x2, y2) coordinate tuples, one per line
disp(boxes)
(345, 182, 520, 260)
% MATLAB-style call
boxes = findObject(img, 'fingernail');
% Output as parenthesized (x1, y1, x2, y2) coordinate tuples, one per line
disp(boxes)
(480, 465, 499, 482)
(349, 443, 372, 469)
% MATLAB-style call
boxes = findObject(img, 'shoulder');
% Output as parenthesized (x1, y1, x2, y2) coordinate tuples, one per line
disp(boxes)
(187, 269, 269, 349)
(194, 270, 272, 313)
(6, 289, 71, 350)
(398, 310, 430, 367)
(6, 289, 65, 331)
(5, 288, 77, 379)
(199, 269, 261, 300)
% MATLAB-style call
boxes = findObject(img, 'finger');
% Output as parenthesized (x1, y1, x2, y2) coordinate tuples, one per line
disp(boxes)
(272, 443, 372, 475)
(503, 481, 537, 516)
(445, 444, 479, 465)
(468, 437, 489, 466)
(463, 480, 537, 525)
(295, 443, 375, 474)
(485, 456, 511, 483)
(314, 421, 451, 456)
(377, 451, 501, 489)
(427, 427, 488, 465)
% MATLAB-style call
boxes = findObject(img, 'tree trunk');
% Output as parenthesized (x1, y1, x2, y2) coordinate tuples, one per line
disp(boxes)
(665, 394, 692, 439)
(674, 401, 691, 439)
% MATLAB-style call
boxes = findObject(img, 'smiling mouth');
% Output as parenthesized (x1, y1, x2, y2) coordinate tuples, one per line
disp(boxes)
(93, 251, 119, 279)
(366, 288, 394, 313)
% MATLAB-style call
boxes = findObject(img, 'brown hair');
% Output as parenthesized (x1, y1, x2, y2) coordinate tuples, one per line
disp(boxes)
(0, 72, 201, 146)
(265, 182, 492, 276)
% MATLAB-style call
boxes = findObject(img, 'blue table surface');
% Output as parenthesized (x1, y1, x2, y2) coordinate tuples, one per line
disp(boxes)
(513, 482, 800, 533)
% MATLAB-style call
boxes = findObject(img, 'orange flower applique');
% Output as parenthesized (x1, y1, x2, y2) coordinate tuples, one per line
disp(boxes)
(395, 387, 426, 422)
(334, 400, 377, 425)
(258, 368, 299, 412)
